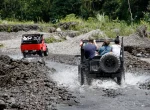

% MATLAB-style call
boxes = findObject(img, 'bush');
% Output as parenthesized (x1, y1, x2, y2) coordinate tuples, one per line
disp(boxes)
(45, 37, 63, 43)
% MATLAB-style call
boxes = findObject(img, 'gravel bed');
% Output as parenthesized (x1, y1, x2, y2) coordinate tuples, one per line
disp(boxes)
(0, 55, 78, 110)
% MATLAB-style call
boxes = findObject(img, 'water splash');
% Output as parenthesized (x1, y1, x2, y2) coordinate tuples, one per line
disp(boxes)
(46, 62, 150, 90)
(91, 79, 120, 89)
(47, 62, 79, 90)
(125, 72, 150, 85)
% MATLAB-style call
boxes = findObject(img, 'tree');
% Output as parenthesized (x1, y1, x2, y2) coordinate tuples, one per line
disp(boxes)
(50, 0, 81, 20)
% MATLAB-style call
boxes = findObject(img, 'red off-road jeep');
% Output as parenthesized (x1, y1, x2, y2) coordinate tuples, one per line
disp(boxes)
(20, 34, 48, 58)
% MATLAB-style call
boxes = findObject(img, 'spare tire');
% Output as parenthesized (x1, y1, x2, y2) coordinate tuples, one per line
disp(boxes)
(100, 53, 120, 73)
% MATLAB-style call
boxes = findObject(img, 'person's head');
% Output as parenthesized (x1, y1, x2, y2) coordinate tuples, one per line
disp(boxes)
(114, 36, 120, 44)
(103, 40, 110, 46)
(88, 38, 94, 43)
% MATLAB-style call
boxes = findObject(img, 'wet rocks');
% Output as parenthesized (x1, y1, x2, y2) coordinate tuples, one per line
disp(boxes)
(0, 99, 6, 110)
(102, 89, 123, 98)
(0, 55, 77, 109)
(139, 81, 150, 90)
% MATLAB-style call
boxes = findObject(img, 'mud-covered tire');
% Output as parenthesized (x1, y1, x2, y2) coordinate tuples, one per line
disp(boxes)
(78, 65, 84, 85)
(84, 67, 92, 85)
(22, 52, 27, 58)
(44, 48, 49, 56)
(78, 65, 92, 85)
(117, 69, 125, 85)
(39, 50, 44, 57)
(84, 73, 92, 85)
(100, 53, 120, 73)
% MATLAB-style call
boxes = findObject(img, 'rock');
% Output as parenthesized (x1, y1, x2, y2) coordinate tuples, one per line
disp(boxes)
(58, 22, 78, 30)
(136, 25, 148, 37)
(7, 97, 16, 105)
(0, 24, 40, 32)
(48, 27, 56, 33)
(2, 94, 10, 100)
(0, 99, 6, 109)
(136, 53, 142, 57)
(56, 28, 61, 32)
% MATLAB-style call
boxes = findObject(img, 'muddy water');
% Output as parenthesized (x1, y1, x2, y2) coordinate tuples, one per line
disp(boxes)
(46, 61, 150, 110)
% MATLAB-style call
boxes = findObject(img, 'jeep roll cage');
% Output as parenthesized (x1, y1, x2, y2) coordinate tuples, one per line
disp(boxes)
(21, 34, 44, 44)
(80, 37, 124, 65)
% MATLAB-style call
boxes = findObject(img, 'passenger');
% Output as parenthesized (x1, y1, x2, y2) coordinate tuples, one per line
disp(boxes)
(83, 38, 98, 59)
(99, 40, 112, 56)
(111, 36, 121, 57)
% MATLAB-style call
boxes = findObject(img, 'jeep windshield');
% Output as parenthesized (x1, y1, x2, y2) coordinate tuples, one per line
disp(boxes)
(21, 34, 43, 44)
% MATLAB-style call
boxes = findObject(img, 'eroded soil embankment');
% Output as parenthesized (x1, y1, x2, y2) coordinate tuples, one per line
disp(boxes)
(0, 55, 78, 110)
(124, 46, 150, 58)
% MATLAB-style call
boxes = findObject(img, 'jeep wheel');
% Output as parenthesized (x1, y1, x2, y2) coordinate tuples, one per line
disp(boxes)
(117, 70, 125, 85)
(39, 50, 44, 57)
(78, 65, 84, 85)
(23, 52, 27, 58)
(44, 48, 49, 56)
(100, 53, 120, 73)
(84, 68, 92, 85)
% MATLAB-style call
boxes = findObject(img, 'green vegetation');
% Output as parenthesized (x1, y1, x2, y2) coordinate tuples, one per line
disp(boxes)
(58, 14, 150, 38)
(45, 37, 64, 43)
(0, 43, 3, 48)
(0, 13, 150, 38)
(0, 0, 150, 23)
(0, 0, 150, 38)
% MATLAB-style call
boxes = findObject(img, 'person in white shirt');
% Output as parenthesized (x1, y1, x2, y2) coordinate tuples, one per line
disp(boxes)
(111, 36, 121, 57)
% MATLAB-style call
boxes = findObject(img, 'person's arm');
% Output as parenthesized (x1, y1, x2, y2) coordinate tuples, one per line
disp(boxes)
(93, 40, 98, 49)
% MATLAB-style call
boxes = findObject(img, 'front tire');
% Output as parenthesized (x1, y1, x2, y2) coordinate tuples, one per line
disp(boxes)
(23, 52, 27, 58)
(84, 66, 92, 85)
(117, 69, 125, 85)
(78, 65, 84, 85)
(44, 48, 49, 56)
(39, 50, 44, 57)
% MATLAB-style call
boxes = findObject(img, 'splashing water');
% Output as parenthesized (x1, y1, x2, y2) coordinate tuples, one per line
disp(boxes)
(46, 61, 150, 90)
(91, 79, 120, 89)
(47, 62, 79, 90)
(125, 72, 150, 85)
